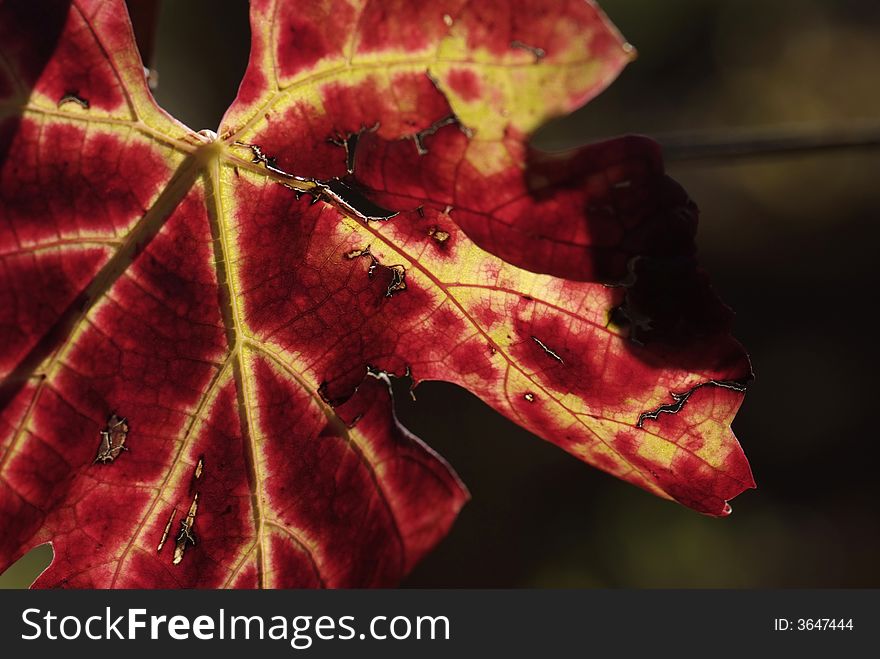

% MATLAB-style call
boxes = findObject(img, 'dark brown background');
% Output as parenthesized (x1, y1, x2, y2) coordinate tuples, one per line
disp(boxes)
(2, 0, 878, 588)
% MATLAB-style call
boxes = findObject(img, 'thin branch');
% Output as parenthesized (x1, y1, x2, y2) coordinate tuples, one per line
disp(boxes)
(657, 120, 880, 163)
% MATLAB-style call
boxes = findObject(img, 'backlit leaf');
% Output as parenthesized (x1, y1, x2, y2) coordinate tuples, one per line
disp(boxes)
(0, 0, 753, 588)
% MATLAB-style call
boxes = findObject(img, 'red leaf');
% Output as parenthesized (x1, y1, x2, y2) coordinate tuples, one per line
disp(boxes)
(0, 0, 753, 588)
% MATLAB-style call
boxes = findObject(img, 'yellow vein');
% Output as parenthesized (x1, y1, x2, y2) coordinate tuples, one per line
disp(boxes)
(344, 216, 670, 494)
(223, 54, 596, 144)
(206, 149, 268, 588)
(376, 220, 742, 483)
(0, 104, 197, 154)
(0, 238, 122, 259)
(250, 340, 406, 572)
(0, 153, 202, 474)
(264, 521, 326, 588)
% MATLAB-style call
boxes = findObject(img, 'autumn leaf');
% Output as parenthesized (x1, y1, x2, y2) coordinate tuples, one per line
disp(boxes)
(0, 0, 754, 588)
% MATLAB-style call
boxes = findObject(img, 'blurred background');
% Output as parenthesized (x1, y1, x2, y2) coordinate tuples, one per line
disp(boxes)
(2, 0, 878, 588)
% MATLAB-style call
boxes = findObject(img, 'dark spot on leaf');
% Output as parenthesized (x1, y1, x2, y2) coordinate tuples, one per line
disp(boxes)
(94, 413, 129, 464)
(236, 141, 397, 221)
(156, 508, 176, 553)
(58, 91, 89, 109)
(344, 245, 407, 297)
(408, 97, 473, 154)
(510, 40, 546, 61)
(318, 380, 344, 407)
(328, 131, 361, 174)
(344, 246, 371, 260)
(531, 335, 565, 364)
(428, 226, 450, 244)
(636, 378, 750, 428)
(173, 492, 199, 565)
(189, 456, 204, 493)
(384, 264, 407, 297)
(324, 178, 398, 221)
(235, 141, 298, 179)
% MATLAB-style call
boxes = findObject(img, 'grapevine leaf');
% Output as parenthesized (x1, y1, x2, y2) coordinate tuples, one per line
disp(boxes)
(0, 0, 753, 588)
